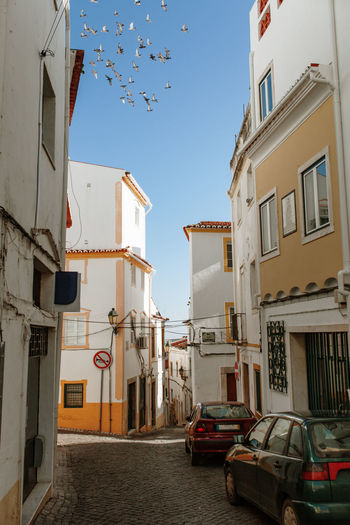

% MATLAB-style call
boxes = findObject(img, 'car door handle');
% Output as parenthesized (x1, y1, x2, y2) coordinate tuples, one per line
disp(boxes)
(273, 461, 281, 469)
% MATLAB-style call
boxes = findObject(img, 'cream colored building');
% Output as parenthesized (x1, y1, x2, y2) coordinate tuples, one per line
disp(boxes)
(59, 162, 166, 435)
(229, 0, 350, 414)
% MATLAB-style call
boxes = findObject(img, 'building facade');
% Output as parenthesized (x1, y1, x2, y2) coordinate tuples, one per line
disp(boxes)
(183, 222, 236, 405)
(0, 2, 82, 523)
(229, 0, 350, 414)
(166, 338, 192, 425)
(59, 162, 166, 435)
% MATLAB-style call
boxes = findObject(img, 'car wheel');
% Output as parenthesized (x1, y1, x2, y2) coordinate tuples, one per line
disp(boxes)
(190, 446, 200, 466)
(281, 499, 300, 525)
(185, 439, 190, 454)
(225, 470, 241, 505)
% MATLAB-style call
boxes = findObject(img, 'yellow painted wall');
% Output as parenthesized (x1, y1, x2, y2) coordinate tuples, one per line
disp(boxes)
(0, 481, 20, 525)
(58, 401, 127, 435)
(255, 97, 342, 298)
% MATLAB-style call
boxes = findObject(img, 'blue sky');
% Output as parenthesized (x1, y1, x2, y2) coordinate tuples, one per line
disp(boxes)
(69, 0, 255, 337)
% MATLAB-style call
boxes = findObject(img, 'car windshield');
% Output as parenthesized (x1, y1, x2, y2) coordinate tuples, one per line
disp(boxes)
(201, 405, 250, 419)
(311, 420, 350, 458)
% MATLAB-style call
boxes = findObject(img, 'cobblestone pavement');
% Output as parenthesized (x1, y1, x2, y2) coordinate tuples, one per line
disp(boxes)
(35, 427, 275, 525)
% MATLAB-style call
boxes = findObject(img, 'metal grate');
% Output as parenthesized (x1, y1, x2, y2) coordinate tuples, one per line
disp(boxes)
(306, 332, 350, 413)
(29, 326, 48, 357)
(267, 321, 287, 393)
(64, 383, 84, 408)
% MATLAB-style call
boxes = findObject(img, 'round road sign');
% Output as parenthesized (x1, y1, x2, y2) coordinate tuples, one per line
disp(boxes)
(93, 351, 112, 369)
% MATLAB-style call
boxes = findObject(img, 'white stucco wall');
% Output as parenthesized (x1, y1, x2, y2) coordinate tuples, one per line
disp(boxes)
(188, 230, 235, 404)
(250, 0, 333, 130)
(0, 0, 68, 519)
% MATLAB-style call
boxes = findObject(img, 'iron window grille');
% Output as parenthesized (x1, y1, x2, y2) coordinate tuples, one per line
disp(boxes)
(29, 326, 48, 357)
(267, 321, 287, 393)
(64, 383, 84, 408)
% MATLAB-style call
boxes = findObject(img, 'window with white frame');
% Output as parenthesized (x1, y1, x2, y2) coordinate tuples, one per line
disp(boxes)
(259, 69, 273, 121)
(42, 66, 56, 163)
(64, 317, 86, 347)
(141, 269, 145, 290)
(260, 194, 278, 255)
(237, 190, 242, 223)
(135, 205, 140, 226)
(302, 156, 329, 235)
(131, 264, 136, 286)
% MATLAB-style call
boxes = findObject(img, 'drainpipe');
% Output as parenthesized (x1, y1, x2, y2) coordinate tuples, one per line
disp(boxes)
(34, 55, 45, 229)
(328, 1, 350, 310)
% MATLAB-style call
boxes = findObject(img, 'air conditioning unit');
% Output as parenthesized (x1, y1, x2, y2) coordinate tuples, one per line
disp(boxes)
(136, 336, 148, 349)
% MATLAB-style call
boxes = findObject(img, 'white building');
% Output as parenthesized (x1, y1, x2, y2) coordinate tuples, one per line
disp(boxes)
(59, 161, 166, 434)
(0, 2, 82, 523)
(229, 0, 350, 414)
(166, 338, 192, 424)
(183, 222, 236, 405)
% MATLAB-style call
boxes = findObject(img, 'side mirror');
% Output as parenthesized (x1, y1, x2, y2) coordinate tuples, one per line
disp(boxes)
(232, 434, 245, 445)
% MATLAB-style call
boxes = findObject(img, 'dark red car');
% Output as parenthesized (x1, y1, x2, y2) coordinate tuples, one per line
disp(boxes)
(184, 401, 257, 465)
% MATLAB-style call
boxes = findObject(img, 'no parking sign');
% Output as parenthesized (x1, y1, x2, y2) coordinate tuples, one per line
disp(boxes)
(93, 351, 112, 369)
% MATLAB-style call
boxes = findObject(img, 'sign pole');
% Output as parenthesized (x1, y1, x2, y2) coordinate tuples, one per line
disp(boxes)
(99, 369, 104, 434)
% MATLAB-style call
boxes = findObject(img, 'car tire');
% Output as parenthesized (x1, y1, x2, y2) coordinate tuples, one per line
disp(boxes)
(225, 470, 241, 505)
(281, 498, 300, 525)
(185, 439, 190, 454)
(190, 446, 200, 466)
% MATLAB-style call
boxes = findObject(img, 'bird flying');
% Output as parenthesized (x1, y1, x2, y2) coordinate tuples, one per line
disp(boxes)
(181, 24, 189, 32)
(161, 0, 167, 12)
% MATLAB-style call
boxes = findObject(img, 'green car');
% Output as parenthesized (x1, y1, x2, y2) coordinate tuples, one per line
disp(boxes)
(224, 411, 350, 525)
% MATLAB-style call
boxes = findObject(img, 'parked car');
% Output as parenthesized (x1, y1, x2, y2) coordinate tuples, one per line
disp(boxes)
(184, 401, 257, 465)
(224, 411, 350, 525)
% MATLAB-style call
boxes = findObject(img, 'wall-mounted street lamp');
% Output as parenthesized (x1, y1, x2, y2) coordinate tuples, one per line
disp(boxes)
(108, 307, 118, 335)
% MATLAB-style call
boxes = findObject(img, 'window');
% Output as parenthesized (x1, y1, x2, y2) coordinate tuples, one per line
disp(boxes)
(176, 362, 179, 377)
(63, 316, 87, 348)
(135, 206, 140, 226)
(260, 194, 278, 255)
(237, 190, 242, 223)
(131, 264, 136, 286)
(259, 7, 271, 39)
(141, 270, 145, 290)
(250, 261, 258, 308)
(302, 156, 329, 235)
(259, 0, 269, 14)
(42, 66, 56, 164)
(151, 327, 155, 358)
(30, 326, 49, 357)
(288, 423, 303, 458)
(130, 315, 136, 344)
(266, 418, 291, 454)
(259, 69, 273, 120)
(64, 383, 84, 408)
(170, 388, 173, 402)
(254, 366, 262, 414)
(247, 417, 274, 449)
(225, 303, 235, 343)
(223, 238, 233, 272)
(170, 362, 173, 376)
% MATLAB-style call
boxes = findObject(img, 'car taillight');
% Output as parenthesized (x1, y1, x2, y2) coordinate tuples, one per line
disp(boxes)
(302, 463, 329, 481)
(195, 422, 207, 433)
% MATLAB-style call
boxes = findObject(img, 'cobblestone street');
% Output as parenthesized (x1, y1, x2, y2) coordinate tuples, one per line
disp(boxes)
(34, 427, 274, 525)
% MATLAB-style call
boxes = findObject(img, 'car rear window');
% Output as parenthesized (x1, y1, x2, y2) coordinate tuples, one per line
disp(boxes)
(311, 420, 350, 458)
(201, 405, 251, 419)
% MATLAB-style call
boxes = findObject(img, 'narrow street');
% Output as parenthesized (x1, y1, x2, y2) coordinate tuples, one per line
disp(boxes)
(34, 427, 274, 525)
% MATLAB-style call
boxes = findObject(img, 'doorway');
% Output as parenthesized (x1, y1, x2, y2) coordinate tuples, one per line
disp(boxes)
(23, 355, 40, 501)
(226, 373, 237, 401)
(243, 363, 250, 408)
(139, 376, 146, 429)
(151, 381, 156, 427)
(128, 381, 136, 431)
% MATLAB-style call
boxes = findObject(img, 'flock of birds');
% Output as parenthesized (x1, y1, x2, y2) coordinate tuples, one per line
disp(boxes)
(79, 0, 189, 112)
